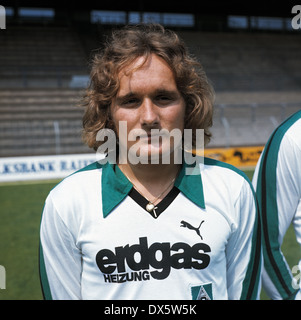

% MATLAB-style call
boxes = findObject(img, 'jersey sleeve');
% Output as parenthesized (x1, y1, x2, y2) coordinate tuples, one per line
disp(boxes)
(253, 131, 301, 300)
(226, 178, 262, 300)
(39, 194, 82, 300)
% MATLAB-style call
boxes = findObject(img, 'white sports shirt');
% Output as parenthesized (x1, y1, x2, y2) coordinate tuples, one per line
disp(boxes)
(253, 110, 301, 300)
(40, 156, 261, 300)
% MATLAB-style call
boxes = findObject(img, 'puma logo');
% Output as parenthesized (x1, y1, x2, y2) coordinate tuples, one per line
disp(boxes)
(180, 220, 204, 239)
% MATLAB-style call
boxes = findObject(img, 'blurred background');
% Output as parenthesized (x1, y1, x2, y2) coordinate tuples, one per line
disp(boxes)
(0, 1, 300, 159)
(0, 0, 300, 299)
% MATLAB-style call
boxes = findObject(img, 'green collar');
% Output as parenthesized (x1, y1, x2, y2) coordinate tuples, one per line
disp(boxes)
(101, 160, 205, 218)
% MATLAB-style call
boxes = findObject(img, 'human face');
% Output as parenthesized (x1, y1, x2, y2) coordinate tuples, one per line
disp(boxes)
(110, 54, 186, 164)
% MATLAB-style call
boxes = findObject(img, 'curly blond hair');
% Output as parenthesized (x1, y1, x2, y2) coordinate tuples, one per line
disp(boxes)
(82, 24, 214, 150)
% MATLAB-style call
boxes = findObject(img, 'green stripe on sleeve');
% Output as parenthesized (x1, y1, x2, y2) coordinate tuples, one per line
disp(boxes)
(204, 157, 262, 299)
(240, 192, 262, 300)
(256, 111, 301, 299)
(39, 242, 53, 300)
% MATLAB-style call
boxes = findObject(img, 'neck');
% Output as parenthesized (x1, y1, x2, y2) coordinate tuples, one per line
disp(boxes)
(119, 161, 180, 185)
(119, 161, 181, 216)
(118, 159, 181, 203)
(118, 149, 182, 183)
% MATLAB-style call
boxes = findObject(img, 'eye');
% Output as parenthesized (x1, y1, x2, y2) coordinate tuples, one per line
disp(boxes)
(155, 94, 175, 105)
(158, 95, 171, 100)
(121, 98, 140, 107)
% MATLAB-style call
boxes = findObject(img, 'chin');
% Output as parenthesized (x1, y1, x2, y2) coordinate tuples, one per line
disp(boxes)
(131, 144, 179, 165)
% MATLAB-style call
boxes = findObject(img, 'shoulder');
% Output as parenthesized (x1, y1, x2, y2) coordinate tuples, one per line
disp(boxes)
(46, 161, 104, 212)
(281, 118, 301, 152)
(257, 111, 301, 174)
(42, 161, 105, 230)
(51, 161, 102, 193)
(202, 157, 254, 202)
(203, 156, 251, 185)
(279, 110, 301, 136)
(267, 110, 301, 154)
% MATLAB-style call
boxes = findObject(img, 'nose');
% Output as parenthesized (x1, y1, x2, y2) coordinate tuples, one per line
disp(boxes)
(140, 98, 160, 128)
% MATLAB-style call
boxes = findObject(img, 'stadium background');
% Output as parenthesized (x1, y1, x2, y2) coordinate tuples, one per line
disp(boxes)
(0, 0, 300, 299)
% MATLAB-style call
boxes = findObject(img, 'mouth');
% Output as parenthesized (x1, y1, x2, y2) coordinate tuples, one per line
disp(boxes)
(127, 129, 169, 145)
(146, 132, 167, 144)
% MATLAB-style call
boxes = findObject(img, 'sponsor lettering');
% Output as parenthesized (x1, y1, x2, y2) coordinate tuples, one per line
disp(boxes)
(96, 237, 211, 282)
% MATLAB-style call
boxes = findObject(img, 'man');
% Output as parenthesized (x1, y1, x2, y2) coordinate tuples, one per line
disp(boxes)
(253, 110, 301, 300)
(39, 24, 261, 300)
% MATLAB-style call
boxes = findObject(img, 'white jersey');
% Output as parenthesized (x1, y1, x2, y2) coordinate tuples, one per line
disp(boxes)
(40, 157, 261, 300)
(253, 110, 301, 300)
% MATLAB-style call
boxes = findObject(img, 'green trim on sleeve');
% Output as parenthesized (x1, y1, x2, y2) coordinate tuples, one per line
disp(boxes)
(39, 242, 53, 300)
(204, 157, 262, 300)
(256, 110, 301, 299)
